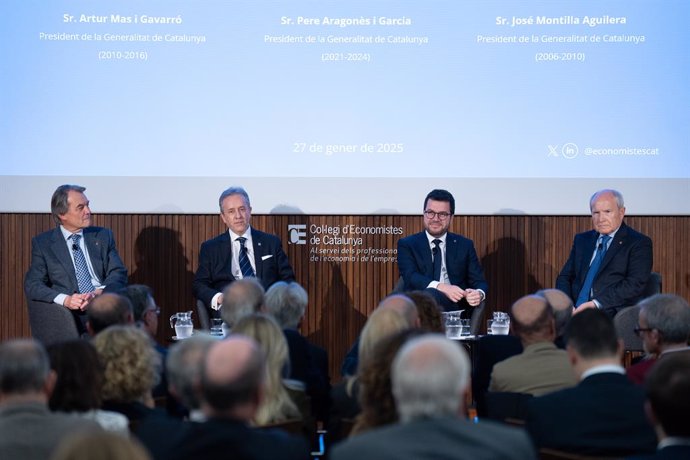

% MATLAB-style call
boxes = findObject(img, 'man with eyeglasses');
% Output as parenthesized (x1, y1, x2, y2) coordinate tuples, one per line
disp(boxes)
(397, 189, 487, 313)
(627, 294, 690, 385)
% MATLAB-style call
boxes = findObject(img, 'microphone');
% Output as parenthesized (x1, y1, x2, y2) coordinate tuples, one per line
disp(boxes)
(72, 244, 79, 251)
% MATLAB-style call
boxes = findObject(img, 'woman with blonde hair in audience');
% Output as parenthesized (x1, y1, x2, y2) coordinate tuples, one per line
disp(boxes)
(93, 325, 162, 427)
(329, 307, 411, 440)
(231, 314, 303, 426)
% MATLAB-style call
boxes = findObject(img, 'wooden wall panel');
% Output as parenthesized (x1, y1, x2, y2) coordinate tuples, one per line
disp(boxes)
(2, 213, 688, 380)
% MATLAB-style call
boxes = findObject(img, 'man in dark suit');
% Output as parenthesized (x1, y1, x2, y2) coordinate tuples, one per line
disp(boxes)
(331, 334, 535, 460)
(161, 336, 309, 460)
(556, 189, 653, 317)
(397, 189, 488, 313)
(193, 186, 295, 318)
(24, 184, 128, 333)
(630, 352, 690, 460)
(525, 309, 657, 456)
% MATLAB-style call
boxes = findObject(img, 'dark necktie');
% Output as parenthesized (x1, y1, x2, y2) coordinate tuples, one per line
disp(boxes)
(70, 234, 94, 293)
(576, 234, 612, 306)
(432, 239, 442, 281)
(237, 237, 255, 278)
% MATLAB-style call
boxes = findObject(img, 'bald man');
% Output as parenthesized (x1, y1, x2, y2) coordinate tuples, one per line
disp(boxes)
(489, 295, 576, 396)
(164, 336, 309, 460)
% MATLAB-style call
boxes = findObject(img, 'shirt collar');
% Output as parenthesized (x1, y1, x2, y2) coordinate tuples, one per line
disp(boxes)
(581, 364, 625, 380)
(228, 226, 252, 242)
(425, 231, 447, 245)
(60, 225, 83, 241)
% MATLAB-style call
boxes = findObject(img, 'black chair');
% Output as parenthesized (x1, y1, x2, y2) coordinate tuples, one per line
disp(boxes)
(26, 299, 80, 345)
(195, 298, 211, 330)
(472, 335, 523, 416)
(485, 391, 533, 423)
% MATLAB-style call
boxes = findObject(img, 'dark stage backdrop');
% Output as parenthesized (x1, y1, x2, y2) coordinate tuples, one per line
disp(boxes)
(2, 213, 688, 380)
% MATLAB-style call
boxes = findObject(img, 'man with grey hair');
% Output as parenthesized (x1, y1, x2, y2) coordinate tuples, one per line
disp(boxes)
(627, 294, 690, 385)
(332, 334, 535, 460)
(556, 189, 652, 317)
(193, 186, 295, 320)
(221, 277, 266, 328)
(265, 281, 330, 422)
(0, 339, 100, 459)
(24, 184, 127, 334)
(537, 288, 573, 348)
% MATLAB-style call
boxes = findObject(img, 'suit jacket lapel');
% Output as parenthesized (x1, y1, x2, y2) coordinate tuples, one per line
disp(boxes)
(220, 232, 237, 280)
(599, 224, 627, 273)
(416, 233, 434, 276)
(578, 231, 599, 280)
(83, 229, 103, 278)
(251, 229, 263, 279)
(49, 228, 78, 290)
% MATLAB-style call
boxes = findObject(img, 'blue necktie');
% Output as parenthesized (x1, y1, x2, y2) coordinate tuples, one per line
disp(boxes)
(70, 234, 94, 293)
(576, 234, 611, 306)
(432, 239, 442, 281)
(237, 237, 255, 278)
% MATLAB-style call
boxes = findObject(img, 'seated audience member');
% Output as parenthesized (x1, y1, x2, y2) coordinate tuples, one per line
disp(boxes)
(331, 335, 535, 460)
(53, 431, 151, 460)
(629, 352, 690, 460)
(526, 309, 657, 456)
(536, 288, 574, 349)
(161, 336, 310, 460)
(406, 290, 445, 333)
(220, 277, 265, 328)
(0, 339, 100, 460)
(341, 294, 419, 376)
(350, 329, 423, 436)
(86, 293, 134, 336)
(135, 335, 217, 460)
(330, 306, 412, 433)
(231, 314, 303, 426)
(489, 294, 576, 396)
(94, 326, 163, 426)
(165, 334, 217, 421)
(48, 340, 129, 435)
(264, 281, 330, 422)
(627, 294, 690, 385)
(119, 285, 170, 404)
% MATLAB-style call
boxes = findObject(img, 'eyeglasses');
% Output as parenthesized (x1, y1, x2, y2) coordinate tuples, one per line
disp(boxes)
(633, 327, 654, 336)
(146, 307, 161, 316)
(424, 210, 452, 220)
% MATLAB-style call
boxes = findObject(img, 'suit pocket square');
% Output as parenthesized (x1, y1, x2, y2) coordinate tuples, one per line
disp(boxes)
(261, 255, 273, 261)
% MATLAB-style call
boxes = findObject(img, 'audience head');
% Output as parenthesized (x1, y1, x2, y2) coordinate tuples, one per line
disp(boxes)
(119, 284, 159, 338)
(637, 294, 690, 355)
(392, 334, 470, 422)
(536, 288, 573, 338)
(52, 431, 151, 460)
(645, 352, 690, 439)
(565, 309, 621, 376)
(423, 189, 455, 238)
(231, 313, 299, 424)
(51, 184, 87, 226)
(406, 291, 444, 333)
(359, 307, 411, 366)
(200, 335, 266, 420)
(48, 340, 104, 412)
(378, 294, 420, 328)
(218, 186, 252, 235)
(221, 278, 265, 327)
(0, 339, 53, 400)
(510, 294, 556, 346)
(353, 329, 424, 435)
(589, 189, 625, 235)
(86, 293, 134, 336)
(93, 325, 161, 403)
(166, 334, 217, 411)
(265, 281, 308, 329)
